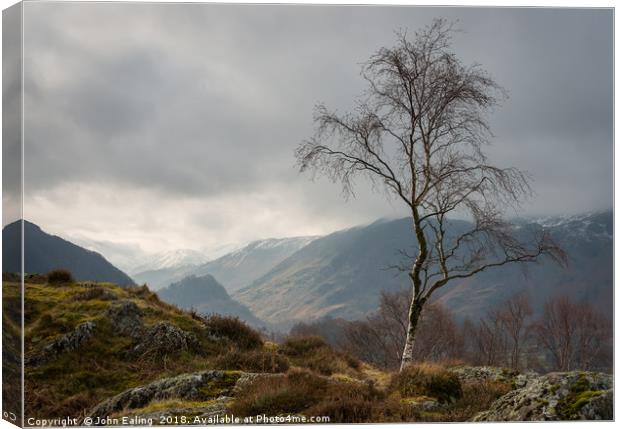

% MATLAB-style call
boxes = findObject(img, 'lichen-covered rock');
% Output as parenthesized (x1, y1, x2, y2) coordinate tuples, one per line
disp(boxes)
(122, 397, 231, 422)
(401, 396, 444, 412)
(105, 300, 144, 338)
(88, 370, 243, 420)
(449, 366, 537, 389)
(473, 371, 613, 421)
(133, 322, 199, 357)
(27, 321, 97, 366)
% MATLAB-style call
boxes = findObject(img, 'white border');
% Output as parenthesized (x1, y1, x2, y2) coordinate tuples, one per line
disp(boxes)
(0, 2, 616, 429)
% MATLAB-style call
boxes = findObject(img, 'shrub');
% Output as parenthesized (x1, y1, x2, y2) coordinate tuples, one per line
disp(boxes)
(203, 315, 263, 350)
(306, 380, 383, 422)
(280, 335, 360, 376)
(212, 348, 290, 373)
(281, 336, 328, 356)
(428, 380, 511, 422)
(47, 269, 74, 284)
(390, 363, 462, 403)
(233, 369, 413, 423)
(308, 397, 374, 423)
(229, 368, 327, 416)
(310, 396, 417, 423)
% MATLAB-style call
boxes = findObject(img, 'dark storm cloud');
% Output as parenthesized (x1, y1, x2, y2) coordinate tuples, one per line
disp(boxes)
(19, 3, 613, 249)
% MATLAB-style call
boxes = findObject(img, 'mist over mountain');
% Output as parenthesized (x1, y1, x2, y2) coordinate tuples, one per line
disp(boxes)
(4, 211, 610, 331)
(233, 211, 612, 328)
(131, 249, 208, 274)
(2, 220, 134, 285)
(157, 274, 264, 327)
(134, 236, 317, 291)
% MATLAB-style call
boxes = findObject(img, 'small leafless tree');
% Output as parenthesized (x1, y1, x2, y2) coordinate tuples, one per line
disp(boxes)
(464, 311, 508, 367)
(533, 296, 612, 371)
(296, 18, 565, 370)
(413, 300, 464, 362)
(498, 291, 533, 370)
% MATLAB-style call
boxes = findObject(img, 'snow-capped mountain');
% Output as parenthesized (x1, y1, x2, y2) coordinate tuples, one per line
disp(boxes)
(132, 236, 319, 291)
(130, 249, 208, 275)
(189, 236, 320, 292)
(524, 210, 612, 241)
(233, 210, 612, 327)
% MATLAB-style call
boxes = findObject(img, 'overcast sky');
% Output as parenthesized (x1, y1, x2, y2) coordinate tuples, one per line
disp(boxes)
(11, 3, 613, 259)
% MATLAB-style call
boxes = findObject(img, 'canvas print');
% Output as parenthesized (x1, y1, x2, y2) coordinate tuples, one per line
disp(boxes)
(1, 1, 614, 426)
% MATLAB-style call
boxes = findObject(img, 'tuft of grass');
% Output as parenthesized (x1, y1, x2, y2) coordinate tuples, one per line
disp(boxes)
(211, 348, 290, 373)
(71, 286, 117, 302)
(389, 363, 463, 403)
(433, 381, 512, 422)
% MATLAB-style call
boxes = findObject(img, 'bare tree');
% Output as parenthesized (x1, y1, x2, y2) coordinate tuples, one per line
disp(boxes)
(464, 311, 508, 367)
(296, 19, 565, 370)
(498, 291, 533, 370)
(533, 296, 612, 371)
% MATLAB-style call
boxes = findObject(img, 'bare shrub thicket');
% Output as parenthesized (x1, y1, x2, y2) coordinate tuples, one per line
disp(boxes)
(342, 290, 464, 370)
(532, 296, 612, 371)
(463, 293, 611, 372)
(291, 290, 611, 373)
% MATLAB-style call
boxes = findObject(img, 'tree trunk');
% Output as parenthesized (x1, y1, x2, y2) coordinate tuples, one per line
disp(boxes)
(400, 296, 425, 371)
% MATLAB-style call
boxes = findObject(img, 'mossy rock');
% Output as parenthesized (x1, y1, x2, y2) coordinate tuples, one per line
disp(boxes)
(474, 371, 613, 421)
(87, 370, 246, 419)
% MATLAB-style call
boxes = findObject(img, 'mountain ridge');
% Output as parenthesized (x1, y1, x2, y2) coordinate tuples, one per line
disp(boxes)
(233, 211, 612, 328)
(2, 220, 134, 285)
(134, 236, 318, 291)
(156, 273, 265, 328)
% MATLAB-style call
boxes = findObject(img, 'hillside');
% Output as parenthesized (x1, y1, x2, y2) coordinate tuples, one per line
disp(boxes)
(234, 211, 612, 327)
(157, 274, 264, 327)
(2, 220, 134, 285)
(2, 278, 610, 423)
(134, 236, 317, 291)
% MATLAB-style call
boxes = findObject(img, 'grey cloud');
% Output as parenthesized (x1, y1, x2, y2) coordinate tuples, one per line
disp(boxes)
(17, 3, 613, 249)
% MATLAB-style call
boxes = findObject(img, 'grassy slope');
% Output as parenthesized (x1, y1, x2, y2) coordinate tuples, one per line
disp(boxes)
(11, 279, 509, 423)
(16, 280, 230, 417)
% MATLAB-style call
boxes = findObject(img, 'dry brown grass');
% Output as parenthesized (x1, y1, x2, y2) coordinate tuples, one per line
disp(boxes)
(389, 362, 463, 403)
(211, 348, 290, 373)
(280, 335, 361, 376)
(203, 314, 263, 350)
(230, 367, 418, 423)
(229, 368, 328, 416)
(423, 380, 512, 422)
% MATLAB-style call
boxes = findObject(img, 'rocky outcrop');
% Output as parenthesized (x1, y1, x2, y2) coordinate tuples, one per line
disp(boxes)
(27, 321, 97, 366)
(450, 366, 537, 389)
(29, 300, 201, 367)
(106, 301, 144, 338)
(474, 371, 613, 421)
(87, 370, 254, 420)
(106, 300, 199, 358)
(133, 322, 199, 357)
